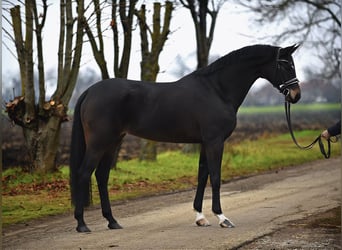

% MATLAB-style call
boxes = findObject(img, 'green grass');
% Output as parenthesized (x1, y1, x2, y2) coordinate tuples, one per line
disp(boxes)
(2, 130, 341, 226)
(239, 103, 340, 114)
(222, 131, 340, 178)
(2, 192, 70, 225)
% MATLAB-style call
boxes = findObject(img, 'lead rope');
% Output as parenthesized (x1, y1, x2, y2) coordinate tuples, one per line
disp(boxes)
(285, 101, 331, 159)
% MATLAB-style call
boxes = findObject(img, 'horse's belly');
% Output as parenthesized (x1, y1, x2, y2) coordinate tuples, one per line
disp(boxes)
(126, 122, 202, 144)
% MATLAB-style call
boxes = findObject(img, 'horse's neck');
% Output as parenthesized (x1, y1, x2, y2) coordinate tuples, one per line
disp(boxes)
(217, 65, 259, 111)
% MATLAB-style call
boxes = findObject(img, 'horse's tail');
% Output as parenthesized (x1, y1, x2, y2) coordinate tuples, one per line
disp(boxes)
(70, 90, 91, 206)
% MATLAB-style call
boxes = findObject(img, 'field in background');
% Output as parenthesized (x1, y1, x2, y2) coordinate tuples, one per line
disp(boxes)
(233, 103, 340, 140)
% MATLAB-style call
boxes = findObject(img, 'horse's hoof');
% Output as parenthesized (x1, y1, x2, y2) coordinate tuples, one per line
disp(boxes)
(76, 225, 91, 233)
(108, 222, 123, 230)
(219, 219, 235, 228)
(196, 218, 211, 227)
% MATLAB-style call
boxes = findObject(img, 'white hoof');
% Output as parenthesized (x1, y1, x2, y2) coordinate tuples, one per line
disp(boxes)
(195, 212, 211, 227)
(216, 214, 235, 228)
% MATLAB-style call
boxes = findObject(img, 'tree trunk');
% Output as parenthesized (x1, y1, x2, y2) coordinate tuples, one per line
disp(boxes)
(23, 117, 62, 173)
(6, 97, 68, 173)
(139, 139, 157, 161)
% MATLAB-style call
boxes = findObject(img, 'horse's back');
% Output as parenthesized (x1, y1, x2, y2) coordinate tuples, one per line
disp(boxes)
(81, 78, 143, 113)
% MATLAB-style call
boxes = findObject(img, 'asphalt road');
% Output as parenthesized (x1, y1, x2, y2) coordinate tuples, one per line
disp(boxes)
(2, 158, 341, 249)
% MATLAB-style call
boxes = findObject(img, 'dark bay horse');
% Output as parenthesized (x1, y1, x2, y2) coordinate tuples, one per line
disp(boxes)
(70, 44, 301, 232)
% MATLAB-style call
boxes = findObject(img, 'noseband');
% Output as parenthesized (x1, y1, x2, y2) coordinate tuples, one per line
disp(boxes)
(278, 78, 299, 97)
(274, 49, 299, 97)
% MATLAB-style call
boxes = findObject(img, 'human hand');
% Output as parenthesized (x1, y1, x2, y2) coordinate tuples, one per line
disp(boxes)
(321, 129, 331, 140)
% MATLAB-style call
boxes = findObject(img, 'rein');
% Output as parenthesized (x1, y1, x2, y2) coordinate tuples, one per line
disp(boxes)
(285, 101, 331, 159)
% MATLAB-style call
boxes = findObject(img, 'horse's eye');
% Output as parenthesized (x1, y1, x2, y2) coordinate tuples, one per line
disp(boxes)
(280, 61, 295, 70)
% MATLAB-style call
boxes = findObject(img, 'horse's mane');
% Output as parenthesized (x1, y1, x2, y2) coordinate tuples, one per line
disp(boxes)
(193, 44, 278, 76)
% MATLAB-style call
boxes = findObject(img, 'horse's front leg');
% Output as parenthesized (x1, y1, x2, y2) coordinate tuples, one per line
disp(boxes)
(193, 145, 210, 226)
(205, 139, 235, 228)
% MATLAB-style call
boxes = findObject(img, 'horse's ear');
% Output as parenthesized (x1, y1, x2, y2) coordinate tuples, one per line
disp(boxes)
(291, 43, 301, 53)
(279, 44, 301, 57)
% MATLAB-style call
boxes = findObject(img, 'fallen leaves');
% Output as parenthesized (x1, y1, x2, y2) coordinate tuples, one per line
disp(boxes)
(3, 179, 69, 196)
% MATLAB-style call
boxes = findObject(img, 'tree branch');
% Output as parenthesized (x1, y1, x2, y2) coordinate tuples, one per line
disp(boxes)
(84, 0, 109, 79)
(24, 0, 35, 124)
(10, 5, 26, 95)
(299, 0, 341, 27)
(61, 0, 85, 105)
(32, 0, 47, 109)
(56, 0, 65, 94)
(112, 0, 137, 78)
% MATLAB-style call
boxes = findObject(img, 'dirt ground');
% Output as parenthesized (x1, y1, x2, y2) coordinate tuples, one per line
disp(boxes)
(237, 206, 341, 250)
(2, 158, 341, 249)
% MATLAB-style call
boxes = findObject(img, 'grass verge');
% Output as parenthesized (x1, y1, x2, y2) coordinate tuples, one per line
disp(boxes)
(2, 130, 340, 226)
(238, 103, 340, 114)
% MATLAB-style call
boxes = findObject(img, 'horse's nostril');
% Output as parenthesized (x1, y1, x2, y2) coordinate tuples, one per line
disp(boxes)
(292, 93, 301, 103)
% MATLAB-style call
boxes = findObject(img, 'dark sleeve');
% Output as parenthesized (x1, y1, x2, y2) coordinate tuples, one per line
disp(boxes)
(327, 120, 341, 137)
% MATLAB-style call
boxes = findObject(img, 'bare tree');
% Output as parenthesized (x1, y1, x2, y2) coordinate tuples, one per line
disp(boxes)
(180, 0, 225, 68)
(83, 0, 137, 80)
(235, 0, 341, 79)
(4, 0, 85, 173)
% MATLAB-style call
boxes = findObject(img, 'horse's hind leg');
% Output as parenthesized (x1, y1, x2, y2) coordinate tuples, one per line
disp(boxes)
(95, 151, 122, 230)
(74, 151, 101, 232)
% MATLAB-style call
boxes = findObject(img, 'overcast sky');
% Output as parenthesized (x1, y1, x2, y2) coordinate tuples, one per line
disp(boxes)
(2, 1, 313, 94)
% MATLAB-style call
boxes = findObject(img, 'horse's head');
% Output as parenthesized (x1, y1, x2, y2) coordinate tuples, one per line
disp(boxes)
(265, 44, 301, 103)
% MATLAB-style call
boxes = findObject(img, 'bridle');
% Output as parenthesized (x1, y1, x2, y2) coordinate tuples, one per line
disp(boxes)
(274, 48, 300, 98)
(273, 48, 332, 159)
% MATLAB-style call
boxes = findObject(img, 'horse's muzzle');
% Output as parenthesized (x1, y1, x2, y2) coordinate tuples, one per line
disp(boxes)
(286, 87, 301, 103)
